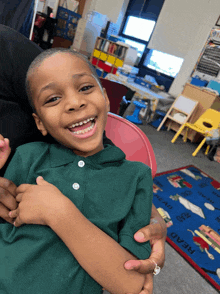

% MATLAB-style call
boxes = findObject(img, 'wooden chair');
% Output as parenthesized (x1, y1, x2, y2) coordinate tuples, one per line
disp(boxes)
(171, 108, 220, 156)
(105, 112, 157, 178)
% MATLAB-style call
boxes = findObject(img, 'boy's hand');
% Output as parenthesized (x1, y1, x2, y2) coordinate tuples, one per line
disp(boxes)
(9, 176, 68, 227)
(0, 135, 11, 169)
(0, 177, 18, 224)
(124, 216, 167, 294)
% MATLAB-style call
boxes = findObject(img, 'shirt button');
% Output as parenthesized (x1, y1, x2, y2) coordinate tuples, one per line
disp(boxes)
(72, 183, 80, 190)
(78, 160, 85, 167)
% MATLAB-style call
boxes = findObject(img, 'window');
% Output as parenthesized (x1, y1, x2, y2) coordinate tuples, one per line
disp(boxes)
(122, 16, 156, 42)
(121, 38, 146, 57)
(143, 49, 184, 78)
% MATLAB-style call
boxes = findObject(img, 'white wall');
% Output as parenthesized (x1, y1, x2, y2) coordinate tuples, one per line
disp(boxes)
(94, 0, 126, 23)
(115, 0, 130, 33)
(82, 0, 128, 24)
(148, 0, 220, 96)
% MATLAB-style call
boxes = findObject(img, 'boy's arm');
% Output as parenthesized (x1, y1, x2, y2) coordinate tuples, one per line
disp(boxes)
(48, 195, 146, 294)
(11, 176, 152, 294)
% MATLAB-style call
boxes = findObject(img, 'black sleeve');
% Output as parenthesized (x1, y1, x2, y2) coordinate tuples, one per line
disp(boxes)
(0, 24, 43, 113)
(0, 25, 45, 154)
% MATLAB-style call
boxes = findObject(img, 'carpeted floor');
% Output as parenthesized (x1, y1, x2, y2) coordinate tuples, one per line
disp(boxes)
(140, 123, 220, 294)
(127, 105, 220, 294)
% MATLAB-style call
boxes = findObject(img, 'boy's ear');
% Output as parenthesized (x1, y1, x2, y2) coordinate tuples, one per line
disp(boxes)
(32, 113, 48, 136)
(103, 88, 110, 112)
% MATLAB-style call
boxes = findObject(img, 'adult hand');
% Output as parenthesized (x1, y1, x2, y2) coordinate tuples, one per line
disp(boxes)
(0, 135, 11, 169)
(0, 177, 18, 224)
(124, 205, 167, 294)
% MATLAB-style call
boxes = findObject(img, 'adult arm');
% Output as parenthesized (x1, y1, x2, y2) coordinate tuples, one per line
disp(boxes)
(0, 135, 11, 169)
(125, 204, 166, 273)
(0, 135, 17, 224)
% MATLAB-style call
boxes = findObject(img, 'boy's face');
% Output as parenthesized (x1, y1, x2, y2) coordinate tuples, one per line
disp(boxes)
(30, 53, 110, 157)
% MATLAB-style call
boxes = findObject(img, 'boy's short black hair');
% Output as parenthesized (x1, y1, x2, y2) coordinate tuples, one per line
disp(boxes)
(25, 48, 103, 112)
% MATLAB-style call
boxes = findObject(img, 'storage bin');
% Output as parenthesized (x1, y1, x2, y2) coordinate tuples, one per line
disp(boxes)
(91, 57, 98, 66)
(99, 52, 108, 61)
(150, 111, 166, 129)
(97, 60, 105, 70)
(207, 80, 220, 94)
(96, 68, 103, 77)
(103, 63, 112, 73)
(115, 58, 123, 67)
(134, 77, 151, 89)
(107, 55, 116, 65)
(93, 49, 101, 58)
(190, 77, 208, 87)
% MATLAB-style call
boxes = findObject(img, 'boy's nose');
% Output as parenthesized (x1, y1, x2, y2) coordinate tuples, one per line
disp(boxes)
(65, 95, 86, 112)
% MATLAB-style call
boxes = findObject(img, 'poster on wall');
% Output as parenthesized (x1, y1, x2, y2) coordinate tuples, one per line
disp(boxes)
(55, 6, 81, 41)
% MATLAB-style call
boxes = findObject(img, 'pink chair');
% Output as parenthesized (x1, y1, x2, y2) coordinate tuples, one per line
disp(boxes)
(105, 112, 157, 178)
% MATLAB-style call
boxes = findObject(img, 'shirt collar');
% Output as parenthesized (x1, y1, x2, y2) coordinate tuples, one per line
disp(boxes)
(49, 143, 125, 168)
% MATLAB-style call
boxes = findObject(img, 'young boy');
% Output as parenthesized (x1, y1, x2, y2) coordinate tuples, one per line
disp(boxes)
(0, 48, 154, 294)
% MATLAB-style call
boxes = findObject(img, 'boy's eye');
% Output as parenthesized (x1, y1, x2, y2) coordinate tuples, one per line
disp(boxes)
(45, 97, 60, 104)
(79, 85, 94, 92)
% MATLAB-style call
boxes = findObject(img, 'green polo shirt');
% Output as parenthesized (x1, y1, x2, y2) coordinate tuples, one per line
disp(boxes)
(0, 142, 153, 294)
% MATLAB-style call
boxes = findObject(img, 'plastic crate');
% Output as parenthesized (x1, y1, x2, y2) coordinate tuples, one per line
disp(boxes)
(134, 77, 152, 89)
(207, 80, 220, 94)
(150, 110, 166, 129)
(190, 77, 208, 87)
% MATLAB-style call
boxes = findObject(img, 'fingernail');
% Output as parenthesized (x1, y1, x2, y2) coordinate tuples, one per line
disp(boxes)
(124, 262, 133, 270)
(8, 211, 12, 217)
(36, 176, 43, 183)
(134, 232, 145, 242)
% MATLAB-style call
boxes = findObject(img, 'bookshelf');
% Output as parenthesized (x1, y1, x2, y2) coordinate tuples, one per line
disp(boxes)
(90, 37, 129, 77)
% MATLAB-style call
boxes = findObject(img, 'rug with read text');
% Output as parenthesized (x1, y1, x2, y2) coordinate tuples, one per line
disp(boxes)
(153, 165, 220, 291)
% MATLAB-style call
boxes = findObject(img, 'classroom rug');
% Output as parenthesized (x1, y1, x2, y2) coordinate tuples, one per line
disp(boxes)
(153, 165, 220, 291)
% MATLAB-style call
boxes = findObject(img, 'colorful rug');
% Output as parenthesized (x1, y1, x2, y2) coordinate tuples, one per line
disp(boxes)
(153, 165, 220, 291)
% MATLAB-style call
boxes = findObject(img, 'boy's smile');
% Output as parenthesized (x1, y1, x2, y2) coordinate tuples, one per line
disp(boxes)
(29, 53, 110, 157)
(68, 117, 96, 137)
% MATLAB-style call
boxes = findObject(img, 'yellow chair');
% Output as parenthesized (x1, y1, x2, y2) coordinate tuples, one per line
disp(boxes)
(171, 109, 220, 156)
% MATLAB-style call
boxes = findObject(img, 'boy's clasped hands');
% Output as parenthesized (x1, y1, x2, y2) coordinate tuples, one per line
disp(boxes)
(9, 176, 69, 227)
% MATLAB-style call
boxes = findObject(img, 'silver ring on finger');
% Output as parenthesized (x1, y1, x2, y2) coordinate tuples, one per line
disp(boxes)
(152, 260, 161, 276)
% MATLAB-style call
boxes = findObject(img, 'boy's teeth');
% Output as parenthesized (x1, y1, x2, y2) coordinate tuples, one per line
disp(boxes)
(73, 121, 95, 134)
(70, 117, 94, 128)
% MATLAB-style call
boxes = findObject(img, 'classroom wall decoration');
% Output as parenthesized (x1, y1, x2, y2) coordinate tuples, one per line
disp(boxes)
(55, 6, 81, 41)
(191, 28, 220, 78)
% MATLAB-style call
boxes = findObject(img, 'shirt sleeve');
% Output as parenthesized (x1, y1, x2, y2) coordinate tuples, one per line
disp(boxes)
(118, 167, 153, 260)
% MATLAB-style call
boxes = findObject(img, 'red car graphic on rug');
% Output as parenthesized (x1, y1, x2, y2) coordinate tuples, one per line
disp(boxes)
(167, 174, 192, 188)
